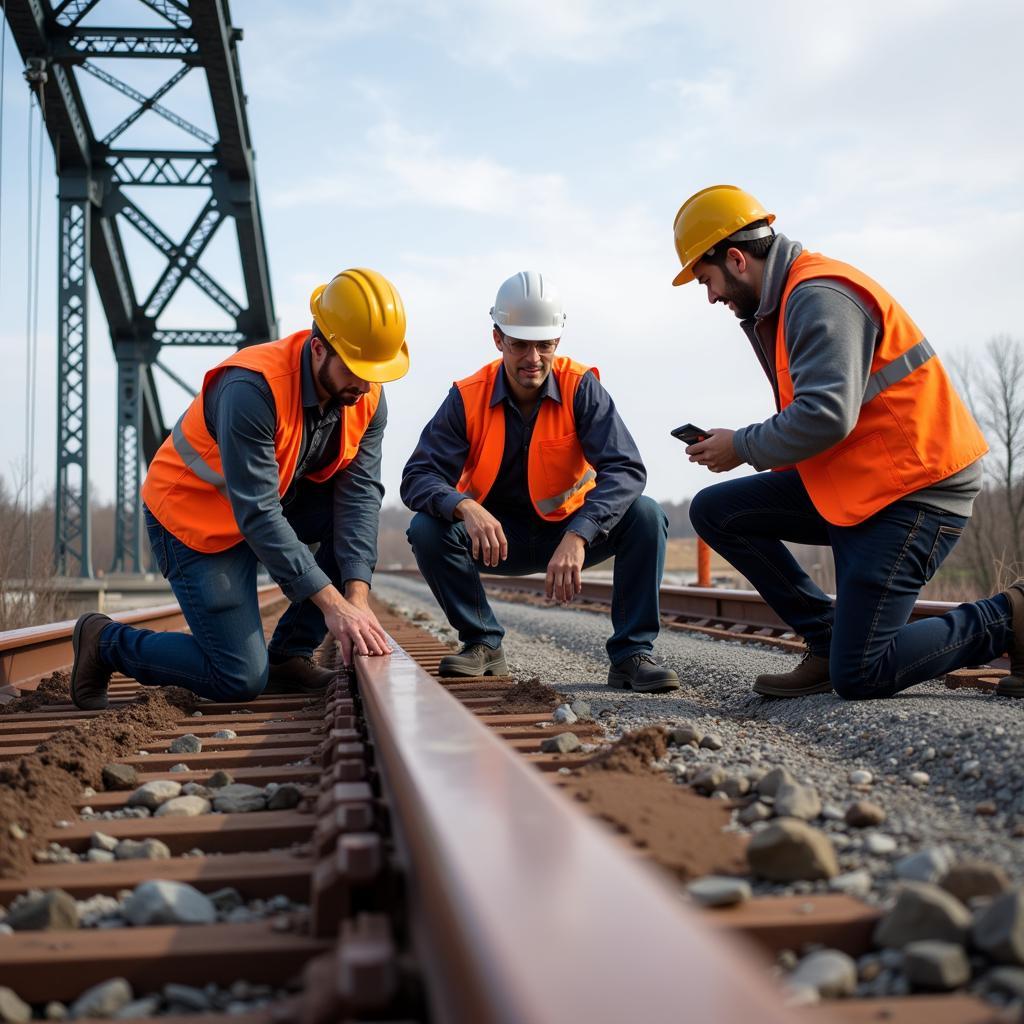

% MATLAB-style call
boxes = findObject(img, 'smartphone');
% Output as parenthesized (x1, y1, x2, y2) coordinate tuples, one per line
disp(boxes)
(671, 423, 709, 445)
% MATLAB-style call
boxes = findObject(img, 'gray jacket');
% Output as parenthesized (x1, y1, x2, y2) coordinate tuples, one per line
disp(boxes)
(731, 236, 982, 516)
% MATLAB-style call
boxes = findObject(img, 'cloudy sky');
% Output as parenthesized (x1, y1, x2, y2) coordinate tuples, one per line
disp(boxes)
(0, 0, 1021, 514)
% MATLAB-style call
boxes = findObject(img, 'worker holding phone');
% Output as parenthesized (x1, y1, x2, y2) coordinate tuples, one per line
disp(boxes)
(401, 272, 680, 692)
(670, 185, 1023, 701)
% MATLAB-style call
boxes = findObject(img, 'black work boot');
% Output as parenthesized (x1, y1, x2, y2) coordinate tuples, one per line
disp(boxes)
(438, 644, 508, 678)
(753, 653, 832, 697)
(71, 612, 114, 711)
(996, 581, 1024, 698)
(607, 653, 680, 693)
(265, 655, 337, 694)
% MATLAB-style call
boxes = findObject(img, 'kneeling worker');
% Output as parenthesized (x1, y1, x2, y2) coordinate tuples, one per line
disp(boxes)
(672, 185, 1022, 700)
(401, 271, 680, 692)
(70, 269, 409, 709)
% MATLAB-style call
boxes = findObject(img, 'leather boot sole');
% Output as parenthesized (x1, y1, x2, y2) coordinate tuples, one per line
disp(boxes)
(996, 676, 1024, 698)
(71, 612, 113, 711)
(607, 672, 681, 694)
(752, 679, 833, 698)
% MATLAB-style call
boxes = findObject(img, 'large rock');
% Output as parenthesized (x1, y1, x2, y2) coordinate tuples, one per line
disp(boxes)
(845, 800, 886, 828)
(100, 763, 138, 791)
(774, 781, 822, 821)
(68, 978, 132, 1019)
(212, 784, 267, 814)
(874, 883, 971, 948)
(755, 766, 795, 798)
(687, 876, 751, 908)
(154, 795, 211, 818)
(788, 950, 857, 998)
(6, 890, 78, 931)
(168, 733, 203, 755)
(972, 889, 1024, 965)
(983, 966, 1024, 1000)
(747, 820, 839, 881)
(0, 987, 31, 1023)
(206, 770, 234, 788)
(903, 941, 970, 990)
(829, 870, 872, 899)
(940, 861, 1011, 903)
(894, 846, 954, 884)
(122, 881, 216, 927)
(126, 780, 181, 810)
(540, 732, 580, 754)
(89, 832, 118, 853)
(690, 766, 726, 795)
(114, 838, 171, 861)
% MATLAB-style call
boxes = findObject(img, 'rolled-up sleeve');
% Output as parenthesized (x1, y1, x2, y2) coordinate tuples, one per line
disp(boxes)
(333, 392, 387, 586)
(214, 377, 330, 603)
(567, 371, 647, 543)
(400, 387, 472, 520)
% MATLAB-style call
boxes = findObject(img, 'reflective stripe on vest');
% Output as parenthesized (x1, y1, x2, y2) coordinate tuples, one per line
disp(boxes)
(172, 414, 227, 496)
(535, 467, 597, 515)
(862, 338, 935, 405)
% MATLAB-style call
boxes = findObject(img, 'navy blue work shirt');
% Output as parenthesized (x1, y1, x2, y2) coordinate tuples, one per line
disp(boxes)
(400, 363, 645, 543)
(202, 337, 386, 603)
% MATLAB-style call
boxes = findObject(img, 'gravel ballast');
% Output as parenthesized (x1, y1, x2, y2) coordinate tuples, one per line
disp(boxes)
(374, 574, 1024, 896)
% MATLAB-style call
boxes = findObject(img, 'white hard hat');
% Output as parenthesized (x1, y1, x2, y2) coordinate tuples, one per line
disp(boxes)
(490, 271, 566, 341)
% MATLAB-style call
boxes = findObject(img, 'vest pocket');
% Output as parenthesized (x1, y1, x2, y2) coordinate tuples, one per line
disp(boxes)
(823, 431, 904, 509)
(536, 434, 585, 506)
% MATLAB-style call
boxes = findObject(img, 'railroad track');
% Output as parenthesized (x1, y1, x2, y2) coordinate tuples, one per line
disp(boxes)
(0, 590, 1009, 1022)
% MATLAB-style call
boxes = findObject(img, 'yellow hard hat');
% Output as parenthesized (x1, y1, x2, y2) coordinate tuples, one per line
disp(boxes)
(309, 268, 409, 382)
(672, 185, 775, 286)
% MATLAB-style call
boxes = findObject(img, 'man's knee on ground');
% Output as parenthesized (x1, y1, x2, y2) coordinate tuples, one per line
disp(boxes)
(829, 662, 895, 701)
(211, 659, 268, 703)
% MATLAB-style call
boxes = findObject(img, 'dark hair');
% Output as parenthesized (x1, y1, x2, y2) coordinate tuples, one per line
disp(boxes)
(701, 218, 776, 268)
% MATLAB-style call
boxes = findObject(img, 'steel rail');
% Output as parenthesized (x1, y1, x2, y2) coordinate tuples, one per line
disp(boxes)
(354, 639, 806, 1024)
(0, 584, 284, 700)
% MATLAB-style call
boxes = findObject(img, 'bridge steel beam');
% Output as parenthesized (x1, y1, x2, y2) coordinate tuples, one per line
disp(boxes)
(3, 0, 277, 576)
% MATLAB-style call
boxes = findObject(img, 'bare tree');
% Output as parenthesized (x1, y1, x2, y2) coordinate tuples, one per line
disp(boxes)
(949, 335, 1024, 592)
(0, 467, 68, 630)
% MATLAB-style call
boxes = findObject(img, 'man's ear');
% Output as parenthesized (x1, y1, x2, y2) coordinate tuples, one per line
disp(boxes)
(726, 246, 748, 275)
(493, 326, 504, 351)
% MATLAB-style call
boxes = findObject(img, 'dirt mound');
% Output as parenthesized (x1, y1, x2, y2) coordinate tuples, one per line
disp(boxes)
(0, 688, 197, 877)
(585, 726, 668, 775)
(0, 671, 71, 715)
(496, 677, 565, 714)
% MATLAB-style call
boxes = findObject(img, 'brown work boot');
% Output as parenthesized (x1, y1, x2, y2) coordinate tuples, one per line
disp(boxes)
(265, 655, 337, 694)
(70, 612, 114, 711)
(753, 653, 832, 697)
(996, 581, 1024, 698)
(438, 643, 508, 678)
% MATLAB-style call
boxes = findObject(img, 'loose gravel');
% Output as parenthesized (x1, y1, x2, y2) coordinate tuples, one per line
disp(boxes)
(374, 574, 1024, 895)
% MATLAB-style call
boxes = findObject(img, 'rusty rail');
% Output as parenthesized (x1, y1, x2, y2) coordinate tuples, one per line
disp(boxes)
(0, 584, 284, 700)
(354, 637, 801, 1024)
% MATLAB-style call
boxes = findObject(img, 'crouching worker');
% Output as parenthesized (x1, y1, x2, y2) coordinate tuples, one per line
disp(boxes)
(70, 269, 409, 710)
(671, 185, 1023, 700)
(401, 271, 680, 693)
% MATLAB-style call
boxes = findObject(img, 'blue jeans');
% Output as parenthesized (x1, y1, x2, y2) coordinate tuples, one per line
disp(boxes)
(407, 495, 669, 664)
(99, 484, 339, 702)
(688, 469, 1013, 699)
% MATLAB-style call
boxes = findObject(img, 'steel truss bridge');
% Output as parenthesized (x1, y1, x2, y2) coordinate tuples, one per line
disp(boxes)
(3, 0, 276, 575)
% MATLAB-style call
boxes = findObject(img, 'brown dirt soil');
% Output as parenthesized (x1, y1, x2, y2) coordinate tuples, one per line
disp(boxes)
(0, 688, 196, 878)
(0, 671, 71, 715)
(584, 726, 668, 774)
(558, 770, 748, 881)
(494, 677, 565, 714)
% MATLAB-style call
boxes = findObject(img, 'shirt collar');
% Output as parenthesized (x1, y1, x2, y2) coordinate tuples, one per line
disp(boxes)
(743, 233, 803, 325)
(490, 365, 562, 407)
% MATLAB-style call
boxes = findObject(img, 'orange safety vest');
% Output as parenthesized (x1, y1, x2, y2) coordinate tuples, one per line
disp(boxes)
(456, 357, 598, 521)
(776, 252, 988, 526)
(142, 330, 381, 552)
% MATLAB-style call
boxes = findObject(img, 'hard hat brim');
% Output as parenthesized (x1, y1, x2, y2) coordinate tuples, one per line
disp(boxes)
(496, 322, 564, 342)
(672, 265, 694, 287)
(337, 341, 410, 384)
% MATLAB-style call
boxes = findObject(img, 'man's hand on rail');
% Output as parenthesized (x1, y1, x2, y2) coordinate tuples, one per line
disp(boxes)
(313, 583, 392, 667)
